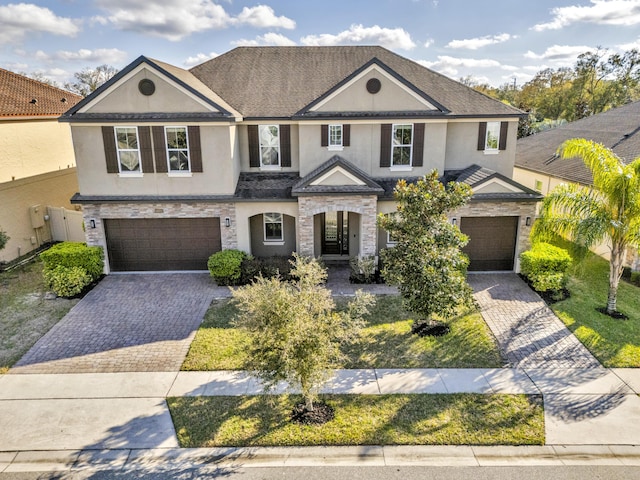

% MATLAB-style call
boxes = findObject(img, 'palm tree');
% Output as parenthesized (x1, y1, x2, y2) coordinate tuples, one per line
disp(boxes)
(532, 138, 640, 315)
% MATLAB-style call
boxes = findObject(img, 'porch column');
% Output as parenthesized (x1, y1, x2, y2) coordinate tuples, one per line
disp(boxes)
(297, 196, 315, 256)
(360, 196, 378, 257)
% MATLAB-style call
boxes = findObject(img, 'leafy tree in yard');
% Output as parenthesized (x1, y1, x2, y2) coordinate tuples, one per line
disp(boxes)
(232, 254, 374, 414)
(64, 65, 118, 97)
(378, 171, 474, 327)
(532, 139, 640, 315)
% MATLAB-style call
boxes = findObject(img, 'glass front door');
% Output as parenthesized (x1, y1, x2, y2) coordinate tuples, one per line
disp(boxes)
(322, 211, 349, 255)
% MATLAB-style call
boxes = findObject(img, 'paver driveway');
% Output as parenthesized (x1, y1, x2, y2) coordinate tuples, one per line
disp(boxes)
(11, 274, 229, 374)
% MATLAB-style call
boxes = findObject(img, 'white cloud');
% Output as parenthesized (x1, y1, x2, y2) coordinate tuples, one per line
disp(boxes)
(618, 38, 640, 50)
(525, 45, 593, 60)
(532, 0, 640, 31)
(19, 48, 128, 66)
(95, 0, 232, 41)
(231, 33, 295, 47)
(301, 24, 416, 50)
(422, 55, 503, 70)
(184, 52, 220, 67)
(234, 5, 295, 29)
(446, 33, 515, 50)
(0, 3, 80, 44)
(424, 38, 434, 48)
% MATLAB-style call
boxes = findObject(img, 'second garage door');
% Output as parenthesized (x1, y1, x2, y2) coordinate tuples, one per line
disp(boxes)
(104, 218, 221, 271)
(460, 216, 518, 271)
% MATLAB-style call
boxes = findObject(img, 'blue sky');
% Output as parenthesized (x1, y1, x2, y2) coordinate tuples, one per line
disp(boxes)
(1, 0, 640, 88)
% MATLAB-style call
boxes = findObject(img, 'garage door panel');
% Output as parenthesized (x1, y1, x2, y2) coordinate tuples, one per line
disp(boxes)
(460, 216, 518, 271)
(105, 218, 221, 271)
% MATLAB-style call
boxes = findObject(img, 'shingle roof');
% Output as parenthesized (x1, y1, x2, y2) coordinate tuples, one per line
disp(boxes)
(0, 67, 82, 118)
(515, 100, 640, 185)
(234, 172, 300, 200)
(190, 46, 523, 119)
(292, 156, 385, 196)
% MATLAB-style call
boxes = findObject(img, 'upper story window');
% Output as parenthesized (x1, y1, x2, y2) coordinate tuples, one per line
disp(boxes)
(484, 121, 500, 152)
(264, 212, 283, 242)
(329, 124, 343, 148)
(115, 127, 140, 173)
(165, 126, 190, 172)
(392, 124, 413, 167)
(478, 121, 508, 154)
(259, 125, 280, 167)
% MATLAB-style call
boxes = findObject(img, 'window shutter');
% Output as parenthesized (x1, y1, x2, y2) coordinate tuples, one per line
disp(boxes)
(343, 124, 351, 146)
(248, 125, 260, 167)
(138, 127, 154, 173)
(380, 124, 392, 167)
(188, 126, 203, 172)
(280, 124, 291, 167)
(152, 126, 168, 173)
(499, 121, 508, 150)
(321, 124, 328, 147)
(412, 123, 424, 167)
(477, 122, 487, 150)
(102, 126, 119, 173)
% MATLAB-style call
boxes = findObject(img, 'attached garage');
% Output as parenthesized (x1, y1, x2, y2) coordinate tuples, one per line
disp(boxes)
(104, 218, 221, 271)
(460, 216, 518, 271)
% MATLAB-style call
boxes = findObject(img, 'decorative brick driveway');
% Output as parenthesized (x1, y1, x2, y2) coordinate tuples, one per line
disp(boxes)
(11, 274, 230, 374)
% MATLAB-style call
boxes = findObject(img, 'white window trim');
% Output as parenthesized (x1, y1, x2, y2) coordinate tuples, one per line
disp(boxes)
(483, 121, 500, 154)
(391, 123, 413, 168)
(165, 126, 191, 173)
(327, 124, 343, 150)
(263, 212, 284, 243)
(114, 126, 142, 175)
(259, 124, 281, 168)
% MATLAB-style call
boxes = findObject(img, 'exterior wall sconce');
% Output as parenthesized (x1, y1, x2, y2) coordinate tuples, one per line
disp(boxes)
(89, 219, 96, 229)
(525, 216, 531, 226)
(451, 218, 457, 226)
(225, 217, 231, 228)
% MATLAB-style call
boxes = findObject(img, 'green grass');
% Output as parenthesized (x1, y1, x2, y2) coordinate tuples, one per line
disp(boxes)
(168, 394, 544, 447)
(0, 259, 78, 373)
(181, 295, 504, 371)
(547, 239, 640, 367)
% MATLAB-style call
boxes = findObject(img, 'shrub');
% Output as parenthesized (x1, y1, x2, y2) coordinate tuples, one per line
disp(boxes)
(240, 256, 293, 284)
(349, 255, 379, 284)
(631, 272, 640, 287)
(520, 242, 572, 293)
(40, 242, 104, 281)
(44, 265, 93, 298)
(208, 249, 247, 285)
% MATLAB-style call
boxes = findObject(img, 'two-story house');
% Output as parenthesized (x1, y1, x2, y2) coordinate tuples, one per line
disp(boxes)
(61, 46, 541, 273)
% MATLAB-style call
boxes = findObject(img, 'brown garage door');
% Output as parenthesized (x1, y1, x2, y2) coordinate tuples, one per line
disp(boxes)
(104, 218, 221, 271)
(460, 216, 518, 271)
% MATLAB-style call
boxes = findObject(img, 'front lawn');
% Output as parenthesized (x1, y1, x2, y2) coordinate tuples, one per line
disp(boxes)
(181, 295, 504, 371)
(546, 239, 640, 367)
(0, 259, 78, 373)
(168, 393, 544, 447)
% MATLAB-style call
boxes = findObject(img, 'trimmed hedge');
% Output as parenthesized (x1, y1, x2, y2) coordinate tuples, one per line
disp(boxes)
(520, 242, 572, 293)
(207, 249, 247, 285)
(40, 242, 104, 281)
(43, 265, 93, 298)
(240, 256, 293, 284)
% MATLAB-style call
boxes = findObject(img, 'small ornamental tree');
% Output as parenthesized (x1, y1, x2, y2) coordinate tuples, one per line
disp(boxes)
(378, 171, 474, 327)
(232, 254, 374, 415)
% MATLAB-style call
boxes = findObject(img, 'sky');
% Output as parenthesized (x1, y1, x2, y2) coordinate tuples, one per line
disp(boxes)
(1, 0, 640, 89)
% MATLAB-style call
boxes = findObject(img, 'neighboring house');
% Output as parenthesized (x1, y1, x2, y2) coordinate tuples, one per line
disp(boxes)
(61, 46, 541, 274)
(0, 68, 83, 263)
(514, 100, 640, 268)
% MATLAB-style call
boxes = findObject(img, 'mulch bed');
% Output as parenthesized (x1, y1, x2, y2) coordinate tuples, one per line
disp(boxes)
(291, 402, 335, 425)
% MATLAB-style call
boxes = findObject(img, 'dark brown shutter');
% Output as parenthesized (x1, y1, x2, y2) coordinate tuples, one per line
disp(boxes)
(499, 121, 508, 150)
(380, 124, 392, 167)
(343, 124, 350, 146)
(321, 124, 328, 146)
(248, 125, 260, 167)
(188, 126, 203, 172)
(280, 124, 291, 167)
(477, 122, 487, 150)
(102, 126, 119, 173)
(152, 126, 168, 173)
(138, 127, 154, 173)
(412, 123, 425, 167)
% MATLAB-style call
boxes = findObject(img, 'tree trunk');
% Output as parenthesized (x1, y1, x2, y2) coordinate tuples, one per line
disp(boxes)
(305, 396, 314, 412)
(607, 242, 626, 315)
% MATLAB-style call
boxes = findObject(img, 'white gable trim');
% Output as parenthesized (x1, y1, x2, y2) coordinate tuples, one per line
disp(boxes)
(310, 166, 367, 186)
(473, 177, 523, 193)
(309, 64, 438, 112)
(77, 63, 221, 114)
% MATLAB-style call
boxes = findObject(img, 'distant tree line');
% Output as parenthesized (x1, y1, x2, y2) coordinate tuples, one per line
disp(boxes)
(24, 64, 119, 97)
(462, 47, 640, 137)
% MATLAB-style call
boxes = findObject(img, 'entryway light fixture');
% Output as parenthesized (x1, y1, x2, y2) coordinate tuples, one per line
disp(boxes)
(225, 217, 231, 228)
(451, 218, 457, 226)
(89, 219, 96, 229)
(525, 216, 532, 226)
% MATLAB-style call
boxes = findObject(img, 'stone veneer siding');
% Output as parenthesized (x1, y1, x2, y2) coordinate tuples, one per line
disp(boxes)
(297, 195, 378, 257)
(81, 202, 237, 273)
(451, 200, 538, 272)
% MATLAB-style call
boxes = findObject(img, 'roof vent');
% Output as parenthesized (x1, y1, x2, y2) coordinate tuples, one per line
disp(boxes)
(138, 79, 156, 96)
(29, 98, 38, 104)
(366, 78, 381, 94)
(61, 98, 67, 103)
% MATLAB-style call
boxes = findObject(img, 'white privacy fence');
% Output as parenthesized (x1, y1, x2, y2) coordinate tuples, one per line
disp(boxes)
(47, 206, 85, 243)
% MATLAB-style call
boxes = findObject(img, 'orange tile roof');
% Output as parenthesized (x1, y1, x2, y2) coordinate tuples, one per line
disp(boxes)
(0, 67, 82, 118)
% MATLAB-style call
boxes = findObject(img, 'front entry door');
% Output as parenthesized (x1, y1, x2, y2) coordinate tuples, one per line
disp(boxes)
(322, 211, 349, 255)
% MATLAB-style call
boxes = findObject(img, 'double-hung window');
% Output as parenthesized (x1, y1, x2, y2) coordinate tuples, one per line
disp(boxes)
(392, 124, 413, 167)
(263, 212, 283, 242)
(484, 121, 500, 152)
(115, 127, 141, 173)
(165, 126, 190, 172)
(259, 125, 280, 167)
(328, 124, 343, 149)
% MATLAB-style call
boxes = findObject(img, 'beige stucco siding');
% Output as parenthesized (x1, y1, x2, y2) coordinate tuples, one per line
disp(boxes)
(72, 124, 238, 196)
(234, 202, 298, 253)
(513, 167, 567, 195)
(238, 124, 300, 172)
(0, 119, 77, 183)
